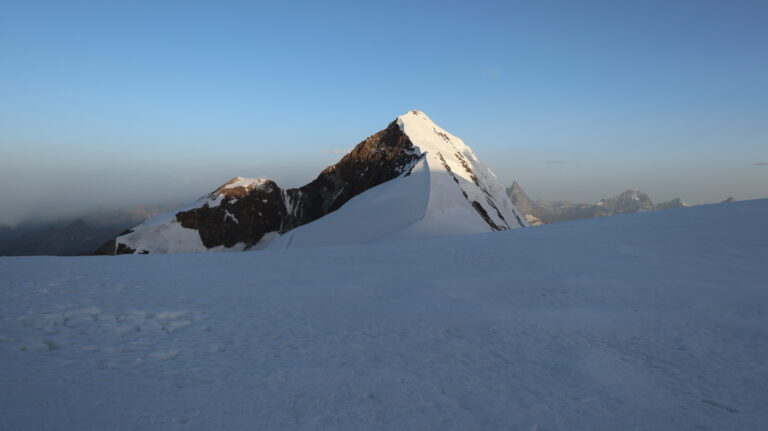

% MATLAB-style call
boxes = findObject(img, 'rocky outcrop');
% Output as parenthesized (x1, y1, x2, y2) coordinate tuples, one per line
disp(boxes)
(92, 229, 134, 255)
(97, 110, 526, 255)
(281, 120, 420, 231)
(656, 198, 688, 210)
(174, 179, 285, 249)
(96, 120, 421, 255)
(594, 188, 655, 216)
(266, 110, 525, 249)
(506, 181, 545, 225)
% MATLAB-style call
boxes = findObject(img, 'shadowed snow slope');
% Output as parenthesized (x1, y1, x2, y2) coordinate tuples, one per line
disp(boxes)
(1, 199, 767, 430)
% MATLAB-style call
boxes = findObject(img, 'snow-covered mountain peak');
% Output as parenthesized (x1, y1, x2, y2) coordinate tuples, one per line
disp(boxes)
(594, 188, 655, 215)
(392, 110, 524, 231)
(397, 110, 474, 158)
(99, 111, 525, 254)
(272, 111, 526, 249)
(213, 177, 274, 198)
(222, 177, 271, 190)
(620, 188, 649, 203)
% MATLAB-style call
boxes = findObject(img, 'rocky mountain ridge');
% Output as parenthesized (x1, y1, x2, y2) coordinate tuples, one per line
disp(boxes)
(98, 111, 524, 254)
(507, 182, 693, 225)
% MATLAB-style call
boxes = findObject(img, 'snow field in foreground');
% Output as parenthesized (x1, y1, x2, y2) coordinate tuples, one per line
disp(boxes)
(1, 199, 767, 430)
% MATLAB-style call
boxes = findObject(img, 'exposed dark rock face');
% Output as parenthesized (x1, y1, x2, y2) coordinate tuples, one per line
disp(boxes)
(92, 229, 136, 255)
(100, 120, 420, 255)
(92, 240, 116, 255)
(116, 243, 137, 255)
(506, 181, 546, 225)
(470, 201, 501, 231)
(594, 189, 655, 216)
(436, 152, 510, 230)
(282, 121, 419, 231)
(176, 179, 285, 249)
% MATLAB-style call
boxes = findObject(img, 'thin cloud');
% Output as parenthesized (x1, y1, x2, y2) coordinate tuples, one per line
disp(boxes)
(323, 149, 349, 155)
(546, 160, 572, 164)
(754, 162, 768, 166)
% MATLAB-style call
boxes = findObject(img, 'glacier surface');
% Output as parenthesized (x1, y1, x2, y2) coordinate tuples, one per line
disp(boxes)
(1, 199, 767, 430)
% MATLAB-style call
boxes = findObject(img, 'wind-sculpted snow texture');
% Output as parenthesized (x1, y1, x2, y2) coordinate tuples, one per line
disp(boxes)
(101, 110, 523, 254)
(2, 199, 767, 429)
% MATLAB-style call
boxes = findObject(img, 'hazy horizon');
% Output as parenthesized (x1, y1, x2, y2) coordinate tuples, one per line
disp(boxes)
(2, 1, 766, 225)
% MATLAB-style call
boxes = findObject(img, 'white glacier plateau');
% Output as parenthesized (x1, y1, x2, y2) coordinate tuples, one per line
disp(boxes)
(1, 199, 767, 430)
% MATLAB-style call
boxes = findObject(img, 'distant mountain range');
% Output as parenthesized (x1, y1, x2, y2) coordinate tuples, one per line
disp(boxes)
(0, 111, 749, 256)
(0, 204, 179, 256)
(506, 182, 734, 226)
(5, 111, 526, 256)
(0, 181, 745, 257)
(0, 220, 123, 257)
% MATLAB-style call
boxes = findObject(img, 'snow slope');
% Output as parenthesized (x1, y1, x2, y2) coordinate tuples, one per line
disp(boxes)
(272, 110, 525, 248)
(1, 199, 767, 430)
(395, 110, 525, 232)
(273, 157, 433, 248)
(113, 182, 257, 254)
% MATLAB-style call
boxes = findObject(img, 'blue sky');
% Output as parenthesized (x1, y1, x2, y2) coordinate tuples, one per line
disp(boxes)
(1, 0, 766, 224)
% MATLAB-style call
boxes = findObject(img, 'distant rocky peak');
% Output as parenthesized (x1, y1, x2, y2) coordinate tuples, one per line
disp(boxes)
(596, 189, 655, 214)
(657, 198, 689, 210)
(215, 177, 272, 194)
(507, 181, 524, 195)
(616, 188, 651, 202)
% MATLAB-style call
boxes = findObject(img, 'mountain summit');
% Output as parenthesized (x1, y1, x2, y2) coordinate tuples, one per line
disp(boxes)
(97, 111, 524, 254)
(505, 181, 546, 225)
(594, 188, 655, 215)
